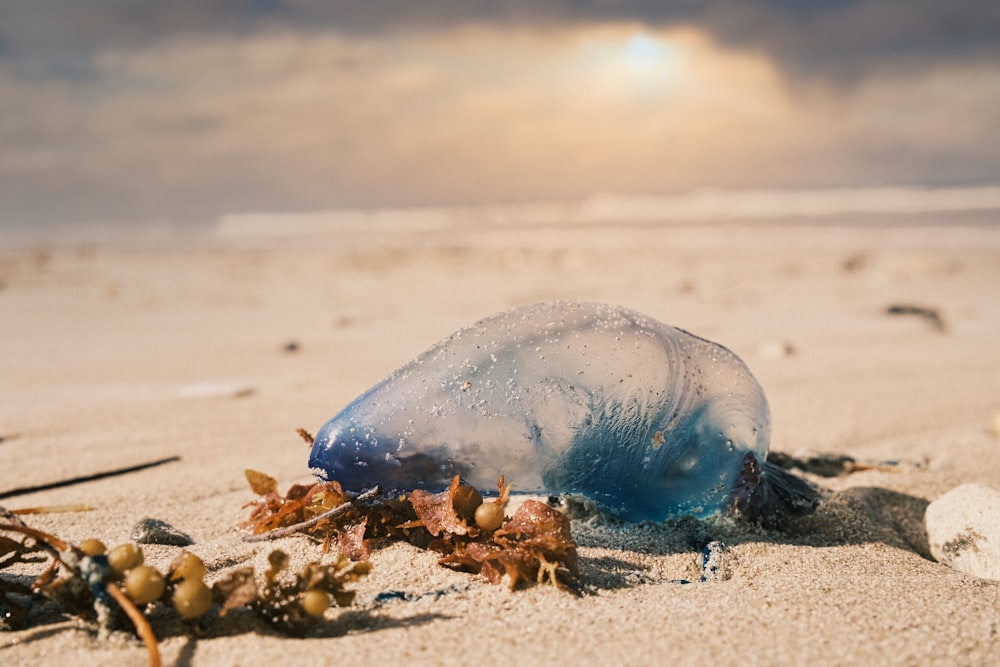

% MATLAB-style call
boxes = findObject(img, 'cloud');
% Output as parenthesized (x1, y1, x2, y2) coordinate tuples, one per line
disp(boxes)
(3, 1, 998, 83)
(0, 27, 792, 223)
(1, 4, 999, 228)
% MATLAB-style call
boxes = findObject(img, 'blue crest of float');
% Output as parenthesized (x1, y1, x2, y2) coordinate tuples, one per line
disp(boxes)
(309, 301, 816, 523)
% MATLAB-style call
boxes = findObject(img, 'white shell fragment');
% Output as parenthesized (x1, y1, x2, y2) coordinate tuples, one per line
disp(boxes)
(925, 483, 1000, 580)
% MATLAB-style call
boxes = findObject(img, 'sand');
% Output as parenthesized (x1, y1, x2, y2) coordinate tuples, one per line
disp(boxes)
(2, 218, 999, 666)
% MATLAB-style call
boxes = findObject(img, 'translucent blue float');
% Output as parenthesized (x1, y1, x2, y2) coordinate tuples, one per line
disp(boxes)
(309, 302, 815, 522)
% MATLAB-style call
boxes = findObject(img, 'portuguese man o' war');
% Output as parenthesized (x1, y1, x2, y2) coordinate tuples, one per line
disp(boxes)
(309, 302, 817, 523)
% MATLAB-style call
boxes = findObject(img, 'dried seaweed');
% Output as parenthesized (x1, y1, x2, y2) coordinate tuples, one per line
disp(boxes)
(0, 457, 181, 501)
(2, 429, 582, 666)
(213, 549, 371, 637)
(0, 517, 158, 662)
(885, 303, 947, 332)
(241, 475, 383, 543)
(0, 508, 370, 665)
(409, 476, 471, 537)
(240, 467, 579, 592)
(462, 500, 578, 589)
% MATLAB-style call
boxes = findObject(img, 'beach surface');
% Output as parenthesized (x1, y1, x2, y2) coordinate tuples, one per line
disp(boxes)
(2, 218, 999, 666)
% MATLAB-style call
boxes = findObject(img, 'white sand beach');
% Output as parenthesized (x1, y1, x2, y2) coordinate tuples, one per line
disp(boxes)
(2, 217, 999, 666)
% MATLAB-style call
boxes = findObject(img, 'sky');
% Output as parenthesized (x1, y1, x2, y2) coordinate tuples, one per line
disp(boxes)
(2, 1, 999, 231)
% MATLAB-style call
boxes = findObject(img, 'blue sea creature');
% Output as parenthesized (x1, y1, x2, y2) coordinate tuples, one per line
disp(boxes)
(309, 301, 816, 522)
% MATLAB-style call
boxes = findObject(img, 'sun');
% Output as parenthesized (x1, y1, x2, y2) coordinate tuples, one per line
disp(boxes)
(624, 33, 674, 69)
(582, 30, 684, 99)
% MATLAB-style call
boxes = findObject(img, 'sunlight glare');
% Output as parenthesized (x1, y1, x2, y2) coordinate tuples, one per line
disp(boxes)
(607, 31, 682, 98)
(625, 33, 672, 68)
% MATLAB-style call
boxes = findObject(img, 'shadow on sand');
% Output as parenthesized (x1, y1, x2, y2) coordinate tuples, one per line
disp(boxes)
(572, 484, 932, 590)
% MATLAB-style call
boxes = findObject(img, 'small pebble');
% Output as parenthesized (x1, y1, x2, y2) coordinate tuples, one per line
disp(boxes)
(131, 518, 194, 546)
(700, 541, 731, 582)
(925, 483, 1000, 580)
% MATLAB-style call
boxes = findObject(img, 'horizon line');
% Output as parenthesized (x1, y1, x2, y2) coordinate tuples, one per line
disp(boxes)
(215, 184, 1000, 237)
